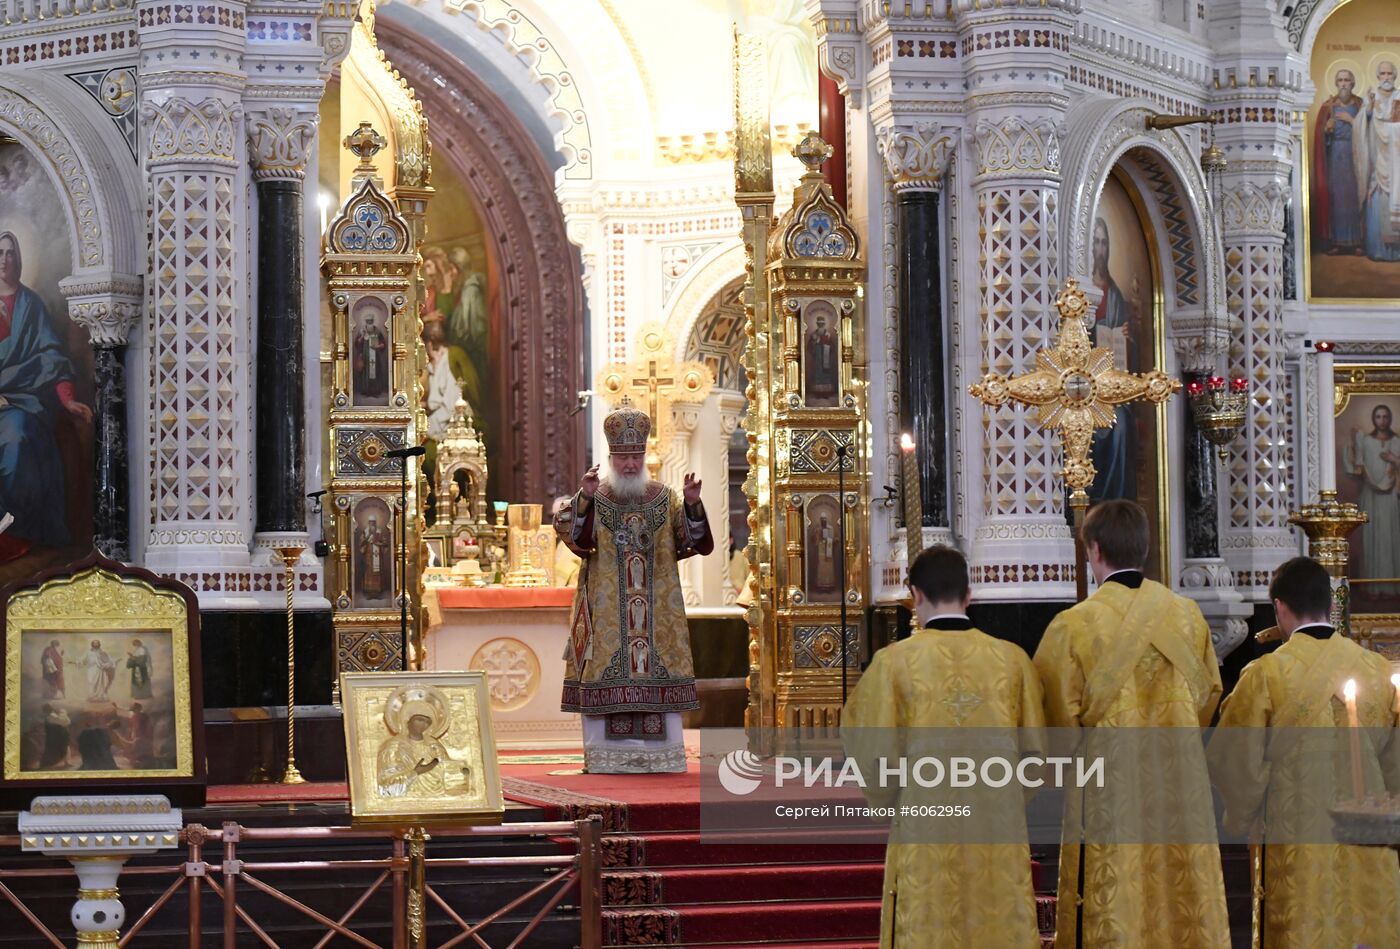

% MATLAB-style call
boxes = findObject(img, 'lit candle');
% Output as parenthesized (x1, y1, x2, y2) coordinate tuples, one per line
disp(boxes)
(900, 433, 922, 570)
(1344, 678, 1365, 801)
(1316, 342, 1336, 492)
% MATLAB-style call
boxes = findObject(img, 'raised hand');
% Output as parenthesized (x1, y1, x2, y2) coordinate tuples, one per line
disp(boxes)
(581, 464, 601, 498)
(683, 472, 702, 505)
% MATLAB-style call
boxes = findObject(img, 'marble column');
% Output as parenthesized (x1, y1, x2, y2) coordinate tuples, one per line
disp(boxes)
(137, 0, 250, 578)
(957, 0, 1078, 599)
(1182, 368, 1221, 561)
(875, 123, 958, 546)
(1208, 1, 1304, 599)
(248, 107, 319, 543)
(63, 278, 142, 561)
(1218, 172, 1294, 595)
(1172, 337, 1251, 662)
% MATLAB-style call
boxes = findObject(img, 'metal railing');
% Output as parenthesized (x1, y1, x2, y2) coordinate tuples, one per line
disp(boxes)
(0, 817, 603, 949)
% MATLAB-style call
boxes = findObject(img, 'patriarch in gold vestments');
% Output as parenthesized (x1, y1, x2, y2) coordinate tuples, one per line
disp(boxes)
(1033, 500, 1228, 948)
(1210, 556, 1400, 949)
(556, 399, 713, 774)
(844, 546, 1045, 948)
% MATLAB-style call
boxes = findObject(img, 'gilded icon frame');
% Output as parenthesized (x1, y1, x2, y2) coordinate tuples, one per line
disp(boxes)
(1333, 364, 1400, 646)
(341, 670, 504, 825)
(1, 551, 205, 806)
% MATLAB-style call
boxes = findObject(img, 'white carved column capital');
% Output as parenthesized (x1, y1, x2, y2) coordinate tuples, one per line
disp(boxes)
(1219, 175, 1288, 240)
(810, 0, 865, 109)
(970, 116, 1065, 182)
(245, 105, 319, 182)
(60, 273, 143, 348)
(874, 121, 959, 192)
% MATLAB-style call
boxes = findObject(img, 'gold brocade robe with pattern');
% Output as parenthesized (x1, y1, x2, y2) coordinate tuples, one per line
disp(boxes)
(842, 624, 1046, 949)
(558, 482, 712, 714)
(1210, 631, 1400, 949)
(1033, 578, 1229, 949)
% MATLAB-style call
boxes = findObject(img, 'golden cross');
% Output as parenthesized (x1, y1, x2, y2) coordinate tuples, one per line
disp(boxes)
(969, 280, 1180, 596)
(632, 359, 674, 428)
(597, 323, 714, 475)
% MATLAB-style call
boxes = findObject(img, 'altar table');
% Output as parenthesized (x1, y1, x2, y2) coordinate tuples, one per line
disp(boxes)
(422, 586, 580, 749)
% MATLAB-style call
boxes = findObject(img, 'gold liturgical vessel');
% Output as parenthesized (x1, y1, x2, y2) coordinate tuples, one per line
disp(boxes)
(503, 503, 550, 588)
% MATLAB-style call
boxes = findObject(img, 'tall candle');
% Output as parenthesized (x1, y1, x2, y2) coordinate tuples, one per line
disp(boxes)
(1344, 678, 1365, 801)
(1317, 341, 1337, 492)
(900, 433, 922, 570)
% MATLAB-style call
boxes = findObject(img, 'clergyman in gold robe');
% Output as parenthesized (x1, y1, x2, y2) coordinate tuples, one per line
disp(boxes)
(1210, 556, 1400, 948)
(556, 398, 714, 773)
(1033, 500, 1229, 948)
(843, 545, 1046, 948)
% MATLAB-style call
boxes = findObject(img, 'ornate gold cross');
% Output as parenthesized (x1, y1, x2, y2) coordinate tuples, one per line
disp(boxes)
(969, 281, 1180, 595)
(597, 323, 714, 475)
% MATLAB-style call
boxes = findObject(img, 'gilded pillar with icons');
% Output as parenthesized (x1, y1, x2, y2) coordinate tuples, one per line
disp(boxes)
(744, 128, 870, 729)
(321, 123, 431, 702)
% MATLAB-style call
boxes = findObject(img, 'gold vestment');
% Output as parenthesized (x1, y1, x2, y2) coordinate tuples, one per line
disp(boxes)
(1211, 632, 1400, 949)
(843, 625, 1045, 948)
(1034, 579, 1229, 948)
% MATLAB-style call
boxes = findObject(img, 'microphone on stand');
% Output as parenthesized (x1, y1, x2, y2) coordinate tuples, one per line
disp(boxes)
(307, 489, 329, 556)
(384, 444, 426, 663)
(385, 445, 427, 459)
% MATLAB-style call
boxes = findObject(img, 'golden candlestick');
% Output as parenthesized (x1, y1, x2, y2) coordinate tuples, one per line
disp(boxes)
(275, 545, 307, 785)
(1288, 490, 1367, 635)
(503, 503, 549, 588)
(406, 826, 429, 947)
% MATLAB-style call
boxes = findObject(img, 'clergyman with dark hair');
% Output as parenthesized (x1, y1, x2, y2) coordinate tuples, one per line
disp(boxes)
(1210, 555, 1400, 946)
(1032, 499, 1228, 946)
(842, 544, 1046, 947)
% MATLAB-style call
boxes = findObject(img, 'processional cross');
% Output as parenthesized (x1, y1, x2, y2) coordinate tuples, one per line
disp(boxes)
(969, 280, 1180, 601)
(597, 323, 714, 476)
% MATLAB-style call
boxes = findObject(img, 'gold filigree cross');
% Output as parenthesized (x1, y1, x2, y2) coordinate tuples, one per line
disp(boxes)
(597, 323, 714, 475)
(969, 281, 1180, 595)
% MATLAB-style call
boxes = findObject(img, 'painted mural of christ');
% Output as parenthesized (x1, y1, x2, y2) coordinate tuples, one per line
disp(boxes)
(0, 231, 90, 561)
(1088, 216, 1137, 503)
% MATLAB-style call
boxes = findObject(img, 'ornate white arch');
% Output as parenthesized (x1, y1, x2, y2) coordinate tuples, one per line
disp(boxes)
(1291, 0, 1350, 57)
(380, 0, 655, 181)
(1059, 96, 1227, 351)
(664, 241, 746, 362)
(0, 71, 143, 283)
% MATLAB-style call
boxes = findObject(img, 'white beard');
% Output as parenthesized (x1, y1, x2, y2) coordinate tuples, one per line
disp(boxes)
(605, 463, 650, 503)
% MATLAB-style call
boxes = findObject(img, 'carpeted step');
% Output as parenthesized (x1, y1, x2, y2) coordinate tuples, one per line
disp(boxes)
(604, 862, 886, 906)
(672, 898, 883, 944)
(605, 831, 888, 869)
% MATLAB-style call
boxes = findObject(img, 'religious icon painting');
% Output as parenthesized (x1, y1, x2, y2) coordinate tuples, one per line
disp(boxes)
(1, 552, 205, 807)
(341, 671, 504, 826)
(351, 496, 396, 609)
(1306, 0, 1400, 301)
(803, 494, 842, 604)
(420, 162, 499, 498)
(801, 300, 841, 408)
(0, 142, 96, 589)
(349, 294, 393, 408)
(1333, 366, 1400, 615)
(1087, 168, 1167, 580)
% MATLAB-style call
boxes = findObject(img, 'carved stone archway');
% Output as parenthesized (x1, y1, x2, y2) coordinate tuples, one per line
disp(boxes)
(378, 28, 586, 504)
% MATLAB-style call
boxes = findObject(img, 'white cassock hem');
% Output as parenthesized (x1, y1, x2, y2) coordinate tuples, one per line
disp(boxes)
(581, 712, 686, 774)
